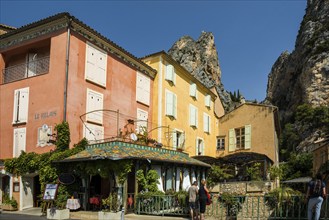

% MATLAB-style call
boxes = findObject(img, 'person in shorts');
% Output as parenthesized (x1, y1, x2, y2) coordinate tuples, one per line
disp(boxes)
(188, 181, 199, 219)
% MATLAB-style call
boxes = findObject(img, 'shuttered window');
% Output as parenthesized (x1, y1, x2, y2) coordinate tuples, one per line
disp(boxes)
(196, 138, 204, 156)
(165, 64, 175, 84)
(190, 83, 197, 98)
(85, 43, 107, 87)
(136, 72, 151, 106)
(228, 125, 252, 151)
(86, 89, 103, 124)
(205, 95, 211, 108)
(13, 87, 29, 124)
(165, 90, 177, 118)
(13, 128, 26, 157)
(203, 113, 210, 133)
(83, 123, 104, 143)
(189, 104, 198, 127)
(136, 108, 148, 134)
(173, 129, 185, 150)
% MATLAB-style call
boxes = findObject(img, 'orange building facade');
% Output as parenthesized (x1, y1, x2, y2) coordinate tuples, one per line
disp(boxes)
(0, 13, 155, 210)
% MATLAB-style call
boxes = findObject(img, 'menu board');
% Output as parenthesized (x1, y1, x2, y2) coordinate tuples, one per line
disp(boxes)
(43, 184, 58, 200)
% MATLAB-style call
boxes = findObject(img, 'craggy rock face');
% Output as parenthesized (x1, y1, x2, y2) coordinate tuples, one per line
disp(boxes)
(168, 32, 233, 112)
(265, 0, 329, 122)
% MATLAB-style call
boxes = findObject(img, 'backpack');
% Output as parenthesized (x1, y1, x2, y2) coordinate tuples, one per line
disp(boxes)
(312, 179, 322, 196)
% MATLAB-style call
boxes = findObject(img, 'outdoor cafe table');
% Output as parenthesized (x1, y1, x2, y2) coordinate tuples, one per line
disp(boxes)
(66, 198, 80, 210)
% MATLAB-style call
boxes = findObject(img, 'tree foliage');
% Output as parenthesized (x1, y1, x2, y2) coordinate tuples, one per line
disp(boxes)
(207, 165, 233, 187)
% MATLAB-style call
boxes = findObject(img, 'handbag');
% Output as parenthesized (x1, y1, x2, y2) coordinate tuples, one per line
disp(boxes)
(206, 191, 212, 205)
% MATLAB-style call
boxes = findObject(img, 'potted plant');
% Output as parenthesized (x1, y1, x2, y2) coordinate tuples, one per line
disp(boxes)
(1, 194, 18, 211)
(98, 192, 122, 220)
(46, 185, 70, 220)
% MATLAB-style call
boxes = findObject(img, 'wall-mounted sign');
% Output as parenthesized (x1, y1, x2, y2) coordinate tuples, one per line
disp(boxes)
(58, 173, 75, 185)
(43, 184, 58, 200)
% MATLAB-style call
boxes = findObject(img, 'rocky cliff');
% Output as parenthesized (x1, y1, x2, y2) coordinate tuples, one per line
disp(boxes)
(266, 0, 329, 122)
(168, 32, 232, 111)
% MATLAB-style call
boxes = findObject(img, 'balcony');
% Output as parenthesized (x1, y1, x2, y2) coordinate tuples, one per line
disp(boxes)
(2, 56, 50, 84)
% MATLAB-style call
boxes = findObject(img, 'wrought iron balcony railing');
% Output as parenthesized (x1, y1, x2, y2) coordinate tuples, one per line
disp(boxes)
(2, 56, 50, 84)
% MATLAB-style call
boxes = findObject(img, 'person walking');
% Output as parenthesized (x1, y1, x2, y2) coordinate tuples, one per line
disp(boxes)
(188, 181, 199, 220)
(198, 179, 209, 220)
(306, 173, 326, 220)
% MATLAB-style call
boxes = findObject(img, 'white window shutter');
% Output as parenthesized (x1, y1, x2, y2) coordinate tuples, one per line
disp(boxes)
(165, 65, 175, 83)
(13, 90, 19, 123)
(195, 139, 199, 156)
(85, 44, 97, 82)
(96, 50, 107, 87)
(137, 108, 148, 134)
(229, 128, 236, 152)
(203, 114, 210, 133)
(201, 141, 205, 155)
(173, 94, 177, 118)
(84, 123, 104, 143)
(85, 43, 107, 87)
(136, 72, 150, 106)
(180, 132, 185, 149)
(19, 88, 29, 122)
(13, 128, 26, 157)
(166, 91, 173, 116)
(245, 124, 251, 149)
(205, 95, 211, 107)
(27, 53, 37, 77)
(172, 131, 177, 150)
(190, 83, 197, 98)
(86, 89, 103, 124)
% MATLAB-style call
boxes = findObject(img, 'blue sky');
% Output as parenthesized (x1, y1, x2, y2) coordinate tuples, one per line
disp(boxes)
(0, 0, 307, 101)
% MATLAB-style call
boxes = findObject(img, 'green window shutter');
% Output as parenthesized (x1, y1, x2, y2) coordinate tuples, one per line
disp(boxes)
(245, 125, 251, 149)
(229, 128, 236, 152)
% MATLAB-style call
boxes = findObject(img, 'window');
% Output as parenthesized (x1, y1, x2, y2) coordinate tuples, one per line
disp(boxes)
(85, 42, 107, 87)
(37, 125, 52, 147)
(13, 128, 26, 157)
(165, 64, 175, 84)
(136, 108, 148, 134)
(26, 53, 38, 77)
(203, 113, 210, 133)
(229, 125, 251, 152)
(86, 89, 103, 124)
(165, 90, 177, 118)
(189, 104, 198, 127)
(13, 87, 29, 124)
(190, 83, 197, 98)
(172, 129, 185, 150)
(83, 123, 104, 143)
(136, 72, 150, 106)
(196, 138, 204, 156)
(216, 137, 225, 151)
(205, 95, 211, 108)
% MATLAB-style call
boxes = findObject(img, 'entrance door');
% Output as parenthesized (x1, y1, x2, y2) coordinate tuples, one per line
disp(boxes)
(21, 177, 34, 209)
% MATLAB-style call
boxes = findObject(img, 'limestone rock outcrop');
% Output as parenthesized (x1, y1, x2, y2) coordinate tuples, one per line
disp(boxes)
(266, 0, 329, 122)
(168, 32, 232, 111)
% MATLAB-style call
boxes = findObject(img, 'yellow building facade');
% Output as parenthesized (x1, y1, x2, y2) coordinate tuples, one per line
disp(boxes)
(142, 52, 223, 157)
(217, 103, 280, 165)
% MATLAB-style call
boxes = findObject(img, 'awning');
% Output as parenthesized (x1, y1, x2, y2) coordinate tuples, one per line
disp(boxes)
(281, 177, 312, 183)
(60, 141, 211, 168)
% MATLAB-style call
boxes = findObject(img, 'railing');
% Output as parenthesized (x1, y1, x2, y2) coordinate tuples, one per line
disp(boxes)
(2, 56, 50, 84)
(136, 194, 329, 219)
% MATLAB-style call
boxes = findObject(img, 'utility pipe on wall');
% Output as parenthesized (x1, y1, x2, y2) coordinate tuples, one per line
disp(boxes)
(63, 18, 72, 122)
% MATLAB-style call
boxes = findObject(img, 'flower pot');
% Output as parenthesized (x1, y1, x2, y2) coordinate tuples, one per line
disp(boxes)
(47, 208, 70, 220)
(1, 204, 18, 211)
(98, 211, 122, 220)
